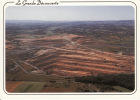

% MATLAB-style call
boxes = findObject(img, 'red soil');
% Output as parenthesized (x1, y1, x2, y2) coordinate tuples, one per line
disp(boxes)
(6, 45, 15, 50)
(6, 81, 23, 93)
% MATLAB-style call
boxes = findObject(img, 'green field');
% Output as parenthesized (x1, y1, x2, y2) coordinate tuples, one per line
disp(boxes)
(14, 82, 46, 92)
(113, 86, 133, 92)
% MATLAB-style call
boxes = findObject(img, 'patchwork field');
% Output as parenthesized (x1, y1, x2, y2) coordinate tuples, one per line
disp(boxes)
(13, 82, 46, 93)
(6, 21, 135, 92)
(6, 81, 24, 92)
(7, 80, 133, 93)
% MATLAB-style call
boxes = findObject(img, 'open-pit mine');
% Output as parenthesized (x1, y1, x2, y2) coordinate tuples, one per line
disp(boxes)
(6, 21, 135, 92)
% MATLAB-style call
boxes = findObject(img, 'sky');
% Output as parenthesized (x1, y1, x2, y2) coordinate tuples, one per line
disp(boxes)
(6, 6, 134, 21)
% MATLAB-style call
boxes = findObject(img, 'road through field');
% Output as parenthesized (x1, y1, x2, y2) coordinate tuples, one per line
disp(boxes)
(6, 58, 76, 77)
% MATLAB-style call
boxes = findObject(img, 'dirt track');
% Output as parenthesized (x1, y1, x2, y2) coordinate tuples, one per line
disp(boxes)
(11, 34, 135, 76)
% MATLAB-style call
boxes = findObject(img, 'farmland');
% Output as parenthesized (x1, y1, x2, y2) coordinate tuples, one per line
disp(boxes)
(6, 20, 135, 92)
(13, 82, 46, 92)
(113, 86, 132, 92)
(6, 81, 24, 92)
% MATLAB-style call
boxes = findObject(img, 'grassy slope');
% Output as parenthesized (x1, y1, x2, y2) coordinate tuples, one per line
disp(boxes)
(113, 86, 133, 92)
(14, 82, 46, 92)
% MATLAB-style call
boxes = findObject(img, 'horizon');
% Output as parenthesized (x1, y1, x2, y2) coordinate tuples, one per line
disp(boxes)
(6, 6, 134, 21)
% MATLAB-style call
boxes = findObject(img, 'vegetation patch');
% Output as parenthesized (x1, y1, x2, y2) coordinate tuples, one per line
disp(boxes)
(113, 86, 133, 92)
(75, 74, 135, 91)
(14, 82, 46, 92)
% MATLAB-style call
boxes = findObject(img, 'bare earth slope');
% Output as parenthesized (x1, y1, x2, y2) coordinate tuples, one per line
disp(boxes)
(9, 34, 134, 77)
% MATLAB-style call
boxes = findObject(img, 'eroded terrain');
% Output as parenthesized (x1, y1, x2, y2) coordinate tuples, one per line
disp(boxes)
(6, 21, 135, 92)
(6, 34, 134, 76)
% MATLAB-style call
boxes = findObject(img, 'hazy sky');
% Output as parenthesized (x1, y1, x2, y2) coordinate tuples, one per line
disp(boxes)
(6, 6, 134, 21)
